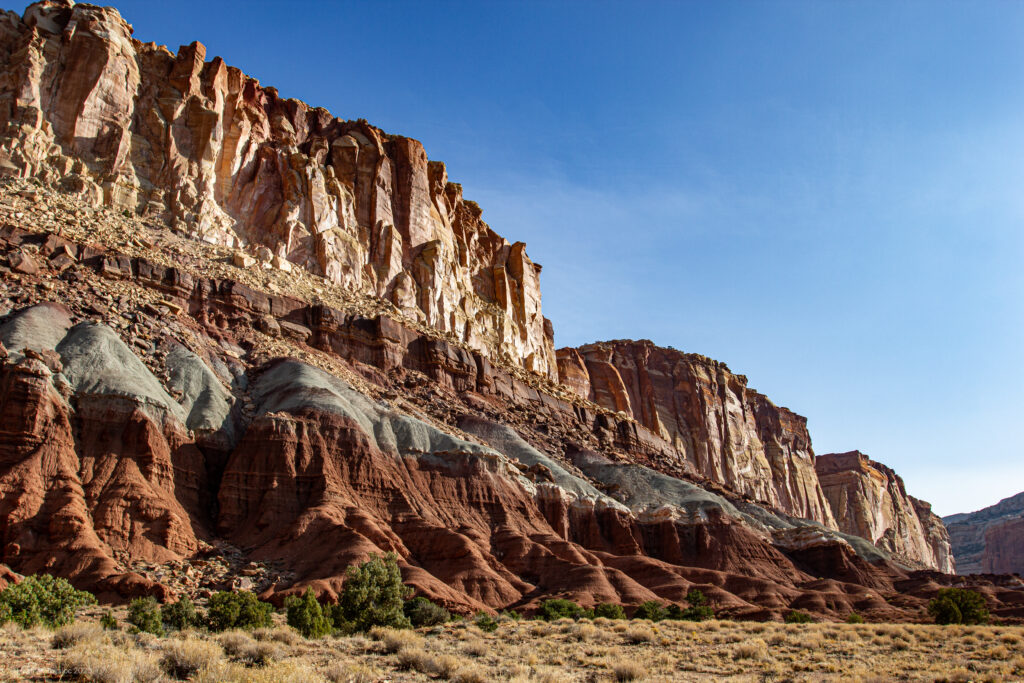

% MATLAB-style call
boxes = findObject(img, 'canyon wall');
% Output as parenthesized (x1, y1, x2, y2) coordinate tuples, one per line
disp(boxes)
(0, 0, 986, 620)
(557, 340, 837, 529)
(0, 0, 555, 379)
(945, 492, 1024, 575)
(815, 452, 954, 573)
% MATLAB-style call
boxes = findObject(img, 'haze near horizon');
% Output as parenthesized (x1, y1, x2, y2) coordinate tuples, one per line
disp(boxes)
(13, 0, 1021, 517)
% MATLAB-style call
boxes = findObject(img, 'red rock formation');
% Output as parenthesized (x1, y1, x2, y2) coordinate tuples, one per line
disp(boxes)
(0, 332, 186, 599)
(559, 340, 836, 528)
(0, 1, 1013, 621)
(0, 0, 555, 380)
(816, 452, 954, 573)
(945, 491, 1024, 576)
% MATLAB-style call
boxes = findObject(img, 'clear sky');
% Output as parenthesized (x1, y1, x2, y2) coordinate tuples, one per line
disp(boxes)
(14, 0, 1023, 516)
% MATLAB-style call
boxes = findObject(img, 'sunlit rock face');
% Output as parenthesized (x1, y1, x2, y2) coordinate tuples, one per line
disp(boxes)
(557, 340, 837, 529)
(816, 451, 954, 573)
(0, 1, 556, 379)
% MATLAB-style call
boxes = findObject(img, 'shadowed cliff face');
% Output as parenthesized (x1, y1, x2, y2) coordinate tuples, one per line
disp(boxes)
(815, 452, 954, 573)
(0, 0, 555, 380)
(945, 492, 1024, 575)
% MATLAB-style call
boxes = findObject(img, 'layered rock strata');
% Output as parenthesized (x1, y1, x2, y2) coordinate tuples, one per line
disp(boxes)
(0, 0, 555, 379)
(815, 452, 954, 573)
(2, 213, 1016, 621)
(0, 0, 1006, 621)
(557, 340, 837, 529)
(945, 492, 1024, 575)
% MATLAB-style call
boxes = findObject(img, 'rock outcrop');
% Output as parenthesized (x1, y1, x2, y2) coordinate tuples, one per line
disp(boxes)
(0, 0, 1013, 622)
(557, 341, 837, 529)
(0, 0, 555, 379)
(815, 452, 954, 573)
(945, 491, 1024, 575)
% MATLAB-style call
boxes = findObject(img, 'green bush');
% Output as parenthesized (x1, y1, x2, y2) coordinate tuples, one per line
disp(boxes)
(536, 598, 590, 621)
(403, 596, 450, 627)
(0, 574, 96, 628)
(161, 596, 203, 631)
(593, 603, 626, 620)
(474, 611, 499, 633)
(927, 588, 989, 625)
(500, 609, 521, 621)
(207, 591, 274, 632)
(846, 612, 865, 624)
(99, 610, 117, 630)
(128, 596, 164, 636)
(633, 600, 667, 621)
(784, 610, 813, 624)
(678, 589, 714, 621)
(333, 553, 412, 631)
(286, 587, 332, 638)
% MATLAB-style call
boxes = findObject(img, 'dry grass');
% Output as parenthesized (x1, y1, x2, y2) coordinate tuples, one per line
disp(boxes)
(612, 660, 648, 681)
(160, 637, 223, 678)
(0, 613, 1017, 682)
(56, 641, 163, 683)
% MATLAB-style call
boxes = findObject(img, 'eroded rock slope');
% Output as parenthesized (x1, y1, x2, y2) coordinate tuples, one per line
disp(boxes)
(0, 1, 1013, 622)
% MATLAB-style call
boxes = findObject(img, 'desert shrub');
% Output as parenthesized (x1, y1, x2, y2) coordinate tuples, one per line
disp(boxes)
(623, 624, 656, 644)
(499, 609, 521, 621)
(0, 574, 96, 628)
(207, 591, 274, 631)
(784, 610, 813, 624)
(451, 666, 489, 683)
(52, 622, 104, 649)
(462, 637, 489, 657)
(927, 588, 989, 625)
(474, 611, 499, 633)
(846, 612, 865, 624)
(612, 660, 647, 681)
(403, 596, 450, 627)
(100, 610, 118, 630)
(375, 626, 422, 653)
(594, 603, 626, 620)
(128, 597, 165, 636)
(322, 661, 383, 683)
(57, 641, 163, 683)
(536, 598, 590, 621)
(285, 587, 332, 638)
(162, 595, 203, 631)
(333, 553, 411, 631)
(253, 626, 302, 645)
(632, 600, 667, 621)
(160, 637, 223, 678)
(732, 638, 768, 660)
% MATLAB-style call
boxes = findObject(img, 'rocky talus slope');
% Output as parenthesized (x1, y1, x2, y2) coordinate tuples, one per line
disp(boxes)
(815, 452, 954, 573)
(945, 492, 1024, 576)
(0, 1, 1021, 622)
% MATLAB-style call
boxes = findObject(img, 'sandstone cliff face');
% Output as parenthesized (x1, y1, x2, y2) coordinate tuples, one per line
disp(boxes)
(0, 0, 555, 379)
(557, 340, 837, 529)
(815, 452, 954, 573)
(945, 491, 1024, 575)
(0, 0, 1007, 619)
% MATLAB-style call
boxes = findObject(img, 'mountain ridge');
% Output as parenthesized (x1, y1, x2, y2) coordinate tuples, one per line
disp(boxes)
(0, 0, 1019, 622)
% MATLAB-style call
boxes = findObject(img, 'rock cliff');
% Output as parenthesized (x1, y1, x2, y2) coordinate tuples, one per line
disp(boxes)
(0, 1, 1007, 621)
(815, 452, 954, 573)
(0, 0, 555, 379)
(557, 340, 837, 529)
(945, 491, 1024, 575)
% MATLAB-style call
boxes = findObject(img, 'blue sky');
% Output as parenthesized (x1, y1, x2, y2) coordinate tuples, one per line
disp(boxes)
(18, 0, 1023, 515)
